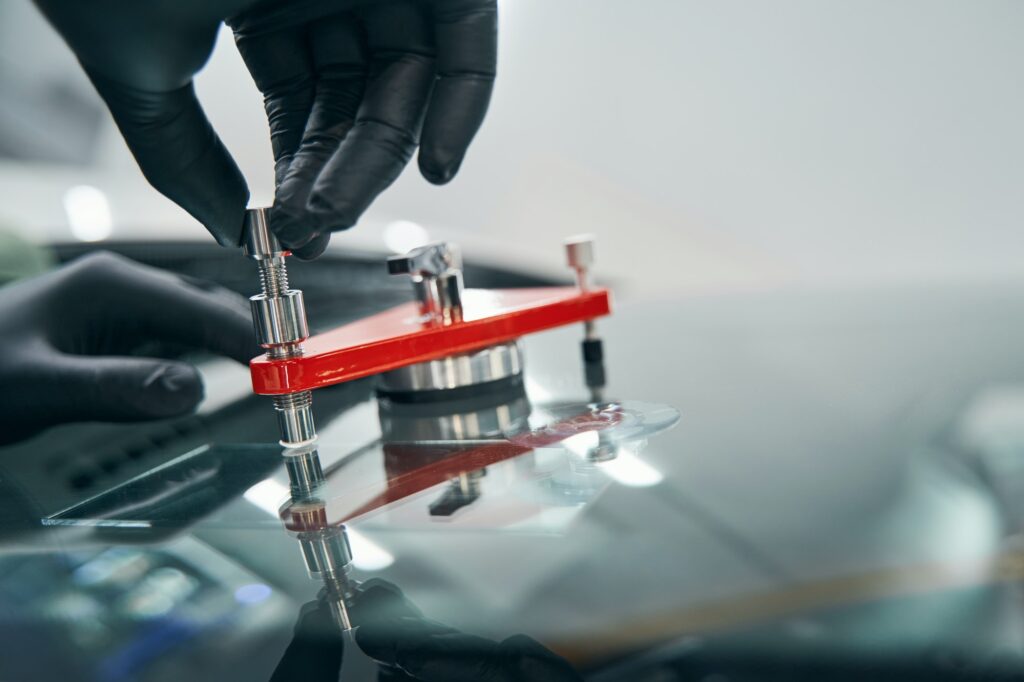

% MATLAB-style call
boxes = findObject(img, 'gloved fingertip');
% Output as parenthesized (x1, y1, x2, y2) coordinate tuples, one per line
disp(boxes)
(352, 580, 416, 619)
(419, 156, 461, 186)
(292, 234, 330, 261)
(359, 578, 403, 593)
(268, 202, 316, 251)
(139, 363, 204, 416)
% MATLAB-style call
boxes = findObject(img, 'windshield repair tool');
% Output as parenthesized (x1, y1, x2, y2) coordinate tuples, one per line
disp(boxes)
(247, 236, 611, 401)
(243, 208, 323, 497)
(286, 497, 358, 630)
(377, 242, 523, 397)
(244, 209, 612, 630)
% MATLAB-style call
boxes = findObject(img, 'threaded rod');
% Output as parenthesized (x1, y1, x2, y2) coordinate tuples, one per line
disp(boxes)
(273, 390, 313, 411)
(258, 257, 290, 297)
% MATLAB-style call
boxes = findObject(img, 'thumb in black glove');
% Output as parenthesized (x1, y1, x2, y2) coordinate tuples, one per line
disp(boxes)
(0, 251, 259, 445)
(270, 598, 346, 682)
(352, 579, 584, 682)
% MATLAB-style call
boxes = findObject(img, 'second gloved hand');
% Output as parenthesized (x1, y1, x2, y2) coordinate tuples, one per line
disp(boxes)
(230, 0, 498, 259)
(34, 0, 497, 256)
(0, 252, 259, 445)
(353, 580, 584, 682)
(270, 581, 582, 682)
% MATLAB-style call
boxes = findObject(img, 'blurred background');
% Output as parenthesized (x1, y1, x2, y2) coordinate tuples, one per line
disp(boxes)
(0, 0, 1021, 299)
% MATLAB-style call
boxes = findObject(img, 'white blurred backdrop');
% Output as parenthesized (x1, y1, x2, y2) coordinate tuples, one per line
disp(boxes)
(0, 0, 1021, 298)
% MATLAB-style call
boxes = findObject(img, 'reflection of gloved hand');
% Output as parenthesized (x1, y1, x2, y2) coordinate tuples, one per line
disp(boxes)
(270, 600, 345, 682)
(34, 0, 497, 257)
(0, 252, 258, 445)
(354, 580, 583, 682)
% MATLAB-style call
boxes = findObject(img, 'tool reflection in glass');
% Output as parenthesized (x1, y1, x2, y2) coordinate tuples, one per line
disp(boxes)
(271, 580, 584, 682)
(276, 400, 677, 631)
(243, 208, 356, 629)
(284, 496, 359, 631)
(378, 384, 532, 518)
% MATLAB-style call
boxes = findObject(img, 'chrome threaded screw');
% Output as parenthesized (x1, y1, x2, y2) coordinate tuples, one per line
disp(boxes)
(272, 390, 316, 445)
(244, 208, 308, 361)
(246, 208, 288, 293)
(244, 214, 353, 632)
(258, 257, 290, 298)
(244, 207, 317, 447)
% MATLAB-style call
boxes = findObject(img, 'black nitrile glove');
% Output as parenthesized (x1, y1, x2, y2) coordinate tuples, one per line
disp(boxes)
(0, 252, 259, 445)
(270, 599, 346, 682)
(353, 580, 584, 682)
(32, 0, 253, 247)
(33, 1, 498, 257)
(230, 0, 497, 259)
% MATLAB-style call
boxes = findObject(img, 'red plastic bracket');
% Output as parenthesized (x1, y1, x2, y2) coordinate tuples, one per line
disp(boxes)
(249, 286, 612, 395)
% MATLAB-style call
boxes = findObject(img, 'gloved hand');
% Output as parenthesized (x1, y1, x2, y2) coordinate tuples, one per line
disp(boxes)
(272, 577, 581, 679)
(33, 0, 498, 258)
(0, 252, 259, 445)
(271, 581, 581, 681)
(353, 580, 583, 681)
(270, 600, 346, 682)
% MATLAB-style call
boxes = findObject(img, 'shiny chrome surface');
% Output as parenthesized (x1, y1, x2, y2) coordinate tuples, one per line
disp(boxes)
(244, 207, 308, 355)
(380, 392, 531, 442)
(273, 391, 316, 445)
(242, 207, 283, 261)
(386, 241, 462, 279)
(244, 207, 318, 449)
(298, 527, 352, 581)
(388, 242, 464, 322)
(250, 290, 309, 349)
(287, 495, 359, 631)
(378, 341, 523, 394)
(435, 269, 464, 324)
(282, 444, 325, 499)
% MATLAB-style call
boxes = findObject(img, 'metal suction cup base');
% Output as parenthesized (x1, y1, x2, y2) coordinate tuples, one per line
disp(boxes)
(377, 341, 524, 402)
